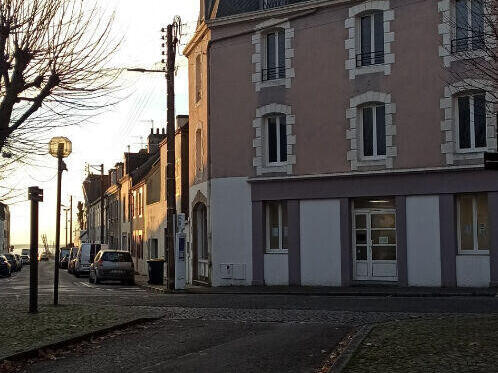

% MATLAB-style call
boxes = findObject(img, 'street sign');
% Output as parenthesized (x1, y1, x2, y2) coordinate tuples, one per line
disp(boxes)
(484, 152, 498, 170)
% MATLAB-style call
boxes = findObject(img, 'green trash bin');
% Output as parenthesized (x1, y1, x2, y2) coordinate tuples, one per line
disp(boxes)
(147, 259, 165, 285)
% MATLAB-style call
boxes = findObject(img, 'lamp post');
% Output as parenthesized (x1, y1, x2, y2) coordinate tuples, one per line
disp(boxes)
(28, 186, 43, 314)
(49, 137, 72, 306)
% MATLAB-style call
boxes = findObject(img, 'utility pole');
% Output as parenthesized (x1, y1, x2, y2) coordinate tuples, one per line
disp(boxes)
(165, 21, 180, 290)
(69, 196, 73, 246)
(28, 186, 43, 314)
(100, 164, 105, 244)
(64, 208, 68, 247)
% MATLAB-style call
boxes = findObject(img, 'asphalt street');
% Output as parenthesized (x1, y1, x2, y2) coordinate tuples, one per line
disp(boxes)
(1, 261, 497, 372)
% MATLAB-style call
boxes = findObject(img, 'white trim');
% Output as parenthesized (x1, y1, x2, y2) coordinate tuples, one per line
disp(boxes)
(347, 91, 396, 171)
(440, 79, 497, 165)
(252, 19, 295, 92)
(253, 103, 296, 175)
(438, 0, 497, 67)
(344, 1, 395, 80)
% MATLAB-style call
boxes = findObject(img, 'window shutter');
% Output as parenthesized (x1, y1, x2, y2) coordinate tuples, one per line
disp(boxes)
(278, 30, 285, 78)
(362, 107, 374, 156)
(474, 94, 486, 148)
(458, 96, 471, 149)
(374, 12, 384, 64)
(279, 115, 287, 162)
(376, 105, 386, 155)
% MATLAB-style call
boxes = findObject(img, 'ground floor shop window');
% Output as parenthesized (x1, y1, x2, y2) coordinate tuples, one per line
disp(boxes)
(457, 194, 489, 253)
(265, 201, 288, 253)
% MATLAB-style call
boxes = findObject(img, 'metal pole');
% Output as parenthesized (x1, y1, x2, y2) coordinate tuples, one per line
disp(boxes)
(54, 155, 63, 306)
(65, 209, 68, 248)
(29, 188, 41, 314)
(166, 23, 177, 290)
(100, 164, 104, 244)
(70, 196, 73, 246)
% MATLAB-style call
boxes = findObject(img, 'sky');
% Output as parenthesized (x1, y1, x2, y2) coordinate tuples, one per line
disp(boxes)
(6, 0, 200, 246)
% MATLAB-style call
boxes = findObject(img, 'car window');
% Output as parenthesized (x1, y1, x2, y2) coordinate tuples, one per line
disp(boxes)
(102, 252, 132, 262)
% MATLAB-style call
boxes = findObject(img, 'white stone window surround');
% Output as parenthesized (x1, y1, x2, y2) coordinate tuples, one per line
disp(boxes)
(438, 0, 497, 67)
(253, 103, 296, 176)
(440, 79, 497, 165)
(344, 1, 395, 80)
(252, 19, 295, 92)
(346, 91, 397, 171)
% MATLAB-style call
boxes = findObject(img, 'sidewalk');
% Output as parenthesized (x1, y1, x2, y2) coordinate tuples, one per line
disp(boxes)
(135, 275, 497, 297)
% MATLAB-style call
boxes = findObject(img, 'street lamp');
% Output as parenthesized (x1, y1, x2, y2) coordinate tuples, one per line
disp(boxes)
(49, 137, 72, 306)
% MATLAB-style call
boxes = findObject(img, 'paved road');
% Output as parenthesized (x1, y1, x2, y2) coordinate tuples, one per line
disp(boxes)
(1, 262, 497, 372)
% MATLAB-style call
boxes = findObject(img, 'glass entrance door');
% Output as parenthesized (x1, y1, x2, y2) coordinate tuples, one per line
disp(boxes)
(353, 210, 398, 281)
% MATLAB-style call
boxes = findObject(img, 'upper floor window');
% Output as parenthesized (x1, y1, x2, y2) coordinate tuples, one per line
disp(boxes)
(358, 12, 384, 67)
(457, 194, 489, 253)
(452, 0, 485, 53)
(361, 104, 386, 158)
(195, 55, 202, 102)
(263, 30, 285, 81)
(195, 129, 203, 175)
(456, 93, 486, 151)
(266, 115, 287, 165)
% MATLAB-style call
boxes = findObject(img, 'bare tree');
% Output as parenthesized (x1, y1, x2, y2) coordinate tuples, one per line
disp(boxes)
(0, 0, 120, 158)
(441, 0, 497, 113)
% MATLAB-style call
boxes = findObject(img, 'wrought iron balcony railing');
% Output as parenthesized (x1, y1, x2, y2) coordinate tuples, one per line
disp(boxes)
(355, 51, 385, 68)
(451, 35, 485, 54)
(262, 66, 286, 81)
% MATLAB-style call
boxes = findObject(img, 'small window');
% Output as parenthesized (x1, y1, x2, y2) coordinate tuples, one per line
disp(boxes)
(361, 104, 386, 158)
(453, 0, 485, 53)
(265, 201, 288, 252)
(195, 54, 202, 102)
(263, 30, 285, 81)
(457, 194, 489, 253)
(456, 93, 486, 151)
(357, 12, 384, 67)
(266, 115, 287, 165)
(195, 129, 203, 175)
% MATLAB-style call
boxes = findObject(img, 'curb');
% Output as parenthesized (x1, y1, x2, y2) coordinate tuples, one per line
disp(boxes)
(137, 284, 497, 297)
(328, 325, 374, 373)
(0, 316, 160, 364)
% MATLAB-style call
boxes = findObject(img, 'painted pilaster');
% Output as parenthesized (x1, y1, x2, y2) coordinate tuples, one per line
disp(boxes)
(396, 196, 408, 286)
(287, 200, 301, 286)
(488, 192, 498, 287)
(439, 194, 457, 287)
(252, 201, 265, 285)
(340, 198, 352, 286)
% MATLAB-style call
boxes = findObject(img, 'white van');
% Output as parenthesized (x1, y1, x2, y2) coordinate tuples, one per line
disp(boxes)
(74, 243, 109, 277)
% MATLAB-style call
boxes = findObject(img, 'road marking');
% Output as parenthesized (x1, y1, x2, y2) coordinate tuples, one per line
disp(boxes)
(79, 282, 93, 288)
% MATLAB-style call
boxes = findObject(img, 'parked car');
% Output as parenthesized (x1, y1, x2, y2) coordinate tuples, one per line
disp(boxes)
(14, 254, 23, 270)
(67, 247, 79, 274)
(89, 250, 134, 285)
(2, 253, 20, 272)
(0, 255, 11, 277)
(59, 248, 70, 269)
(39, 252, 49, 261)
(21, 255, 30, 265)
(74, 243, 108, 277)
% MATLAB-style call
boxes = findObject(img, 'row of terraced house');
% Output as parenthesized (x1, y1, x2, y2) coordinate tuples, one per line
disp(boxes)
(83, 0, 497, 288)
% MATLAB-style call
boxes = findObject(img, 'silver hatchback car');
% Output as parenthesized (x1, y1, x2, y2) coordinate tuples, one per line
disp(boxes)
(89, 250, 134, 285)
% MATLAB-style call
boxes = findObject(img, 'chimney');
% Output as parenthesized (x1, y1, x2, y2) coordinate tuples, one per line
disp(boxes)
(162, 128, 165, 134)
(156, 128, 159, 134)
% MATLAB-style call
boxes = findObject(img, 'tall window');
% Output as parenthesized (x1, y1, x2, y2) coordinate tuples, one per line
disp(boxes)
(266, 115, 287, 164)
(361, 104, 386, 158)
(195, 129, 203, 175)
(358, 12, 384, 67)
(454, 0, 484, 52)
(265, 201, 288, 252)
(457, 194, 489, 253)
(195, 54, 202, 102)
(263, 30, 285, 81)
(457, 93, 486, 150)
